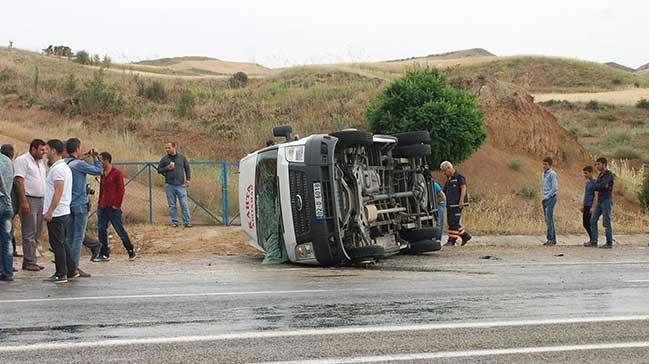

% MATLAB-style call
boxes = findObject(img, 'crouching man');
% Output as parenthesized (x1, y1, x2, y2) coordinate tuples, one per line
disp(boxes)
(95, 152, 136, 262)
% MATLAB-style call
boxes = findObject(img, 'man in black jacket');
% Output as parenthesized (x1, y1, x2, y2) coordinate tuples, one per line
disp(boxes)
(590, 157, 615, 249)
(157, 142, 192, 227)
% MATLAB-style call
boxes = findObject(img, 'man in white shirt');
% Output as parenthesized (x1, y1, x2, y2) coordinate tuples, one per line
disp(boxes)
(43, 140, 75, 284)
(13, 139, 47, 271)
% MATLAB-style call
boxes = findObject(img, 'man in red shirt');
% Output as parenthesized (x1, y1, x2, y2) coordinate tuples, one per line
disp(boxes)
(94, 152, 136, 262)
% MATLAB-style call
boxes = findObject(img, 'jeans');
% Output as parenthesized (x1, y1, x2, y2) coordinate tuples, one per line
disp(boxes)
(582, 206, 593, 243)
(0, 209, 13, 278)
(48, 215, 76, 278)
(591, 198, 613, 245)
(165, 184, 191, 225)
(542, 195, 557, 243)
(66, 204, 89, 266)
(436, 202, 446, 241)
(98, 208, 134, 257)
(20, 196, 44, 266)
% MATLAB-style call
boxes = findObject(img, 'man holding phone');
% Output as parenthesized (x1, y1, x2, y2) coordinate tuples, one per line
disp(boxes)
(157, 142, 192, 228)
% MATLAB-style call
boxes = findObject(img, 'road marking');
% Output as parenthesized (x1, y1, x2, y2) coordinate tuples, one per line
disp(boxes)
(0, 289, 339, 304)
(625, 279, 649, 283)
(1, 315, 649, 353)
(256, 342, 649, 364)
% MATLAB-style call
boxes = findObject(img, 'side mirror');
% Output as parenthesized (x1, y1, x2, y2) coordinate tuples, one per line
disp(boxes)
(273, 125, 293, 142)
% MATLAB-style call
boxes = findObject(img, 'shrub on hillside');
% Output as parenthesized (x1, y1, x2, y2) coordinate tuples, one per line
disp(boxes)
(366, 68, 486, 166)
(507, 158, 522, 171)
(70, 71, 123, 116)
(101, 55, 112, 68)
(636, 98, 649, 110)
(176, 89, 196, 118)
(612, 146, 641, 160)
(518, 185, 537, 200)
(75, 50, 91, 65)
(640, 171, 649, 211)
(585, 100, 603, 111)
(229, 72, 249, 88)
(137, 80, 168, 102)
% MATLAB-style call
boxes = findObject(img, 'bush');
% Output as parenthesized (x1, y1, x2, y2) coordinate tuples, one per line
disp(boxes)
(518, 185, 537, 200)
(137, 80, 168, 102)
(229, 72, 249, 88)
(612, 77, 623, 85)
(75, 50, 91, 65)
(634, 81, 641, 88)
(636, 98, 649, 110)
(366, 68, 486, 166)
(507, 158, 522, 171)
(612, 146, 641, 160)
(639, 171, 649, 211)
(598, 113, 617, 122)
(70, 71, 123, 116)
(0, 67, 12, 82)
(176, 89, 196, 118)
(585, 100, 602, 111)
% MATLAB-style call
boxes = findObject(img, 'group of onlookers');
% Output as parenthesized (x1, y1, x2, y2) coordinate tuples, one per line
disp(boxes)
(0, 139, 135, 283)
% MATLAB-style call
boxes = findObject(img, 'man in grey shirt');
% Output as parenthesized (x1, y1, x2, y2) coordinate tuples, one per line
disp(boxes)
(157, 142, 192, 227)
(541, 157, 558, 246)
(0, 151, 15, 281)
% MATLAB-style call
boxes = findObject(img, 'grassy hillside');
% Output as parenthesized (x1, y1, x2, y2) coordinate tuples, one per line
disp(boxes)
(134, 56, 270, 76)
(388, 48, 495, 62)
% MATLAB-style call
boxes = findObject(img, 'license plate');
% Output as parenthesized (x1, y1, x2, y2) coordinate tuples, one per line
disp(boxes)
(313, 182, 324, 221)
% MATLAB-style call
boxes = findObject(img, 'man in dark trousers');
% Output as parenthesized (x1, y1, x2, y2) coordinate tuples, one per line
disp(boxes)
(157, 142, 192, 228)
(441, 161, 472, 246)
(590, 157, 615, 248)
(0, 144, 19, 259)
(581, 165, 597, 247)
(95, 152, 136, 262)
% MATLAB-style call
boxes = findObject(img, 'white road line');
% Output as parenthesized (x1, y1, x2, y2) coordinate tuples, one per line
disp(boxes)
(625, 280, 649, 283)
(1, 315, 649, 353)
(0, 289, 338, 304)
(255, 342, 649, 364)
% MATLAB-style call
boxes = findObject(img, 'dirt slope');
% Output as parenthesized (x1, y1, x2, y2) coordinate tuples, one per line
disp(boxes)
(388, 48, 495, 62)
(135, 56, 270, 76)
(605, 62, 635, 72)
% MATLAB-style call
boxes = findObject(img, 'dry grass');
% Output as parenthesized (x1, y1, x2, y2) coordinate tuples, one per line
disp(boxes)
(535, 88, 649, 106)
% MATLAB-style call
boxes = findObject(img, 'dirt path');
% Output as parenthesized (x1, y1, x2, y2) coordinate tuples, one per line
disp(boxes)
(534, 88, 649, 105)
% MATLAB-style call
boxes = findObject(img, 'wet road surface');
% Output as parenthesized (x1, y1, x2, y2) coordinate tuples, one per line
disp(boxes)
(2, 245, 649, 363)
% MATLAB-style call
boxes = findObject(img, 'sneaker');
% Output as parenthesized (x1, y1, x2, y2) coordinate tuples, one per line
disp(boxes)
(92, 255, 110, 262)
(46, 275, 68, 284)
(171, 223, 179, 228)
(444, 241, 456, 247)
(543, 241, 557, 246)
(0, 275, 14, 282)
(460, 234, 472, 246)
(583, 242, 597, 247)
(90, 248, 102, 262)
(128, 250, 137, 261)
(37, 264, 45, 270)
(184, 223, 193, 228)
(599, 244, 613, 249)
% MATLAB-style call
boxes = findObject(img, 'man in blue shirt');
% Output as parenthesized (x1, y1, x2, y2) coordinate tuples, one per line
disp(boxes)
(0, 152, 15, 281)
(65, 138, 102, 277)
(541, 157, 558, 246)
(581, 165, 597, 247)
(590, 157, 615, 249)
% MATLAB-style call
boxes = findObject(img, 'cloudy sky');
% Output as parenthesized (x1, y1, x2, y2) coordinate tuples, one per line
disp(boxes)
(1, 0, 647, 68)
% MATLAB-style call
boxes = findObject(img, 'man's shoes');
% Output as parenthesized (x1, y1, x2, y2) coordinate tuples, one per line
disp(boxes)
(90, 248, 102, 262)
(184, 223, 193, 228)
(444, 241, 456, 247)
(171, 223, 179, 228)
(599, 244, 613, 249)
(543, 241, 557, 246)
(46, 275, 68, 284)
(92, 255, 110, 262)
(72, 269, 91, 278)
(0, 275, 14, 282)
(22, 264, 41, 272)
(37, 264, 44, 270)
(583, 242, 597, 247)
(461, 234, 472, 246)
(12, 267, 18, 272)
(128, 250, 137, 261)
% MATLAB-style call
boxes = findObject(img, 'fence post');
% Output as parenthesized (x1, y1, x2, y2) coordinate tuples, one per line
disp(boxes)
(221, 162, 229, 226)
(148, 163, 153, 224)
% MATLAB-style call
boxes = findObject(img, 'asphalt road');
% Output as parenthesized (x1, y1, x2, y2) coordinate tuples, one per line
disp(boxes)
(2, 244, 649, 363)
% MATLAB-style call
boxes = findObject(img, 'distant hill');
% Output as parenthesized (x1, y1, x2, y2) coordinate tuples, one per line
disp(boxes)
(605, 62, 635, 72)
(134, 56, 270, 76)
(387, 48, 495, 62)
(637, 63, 649, 72)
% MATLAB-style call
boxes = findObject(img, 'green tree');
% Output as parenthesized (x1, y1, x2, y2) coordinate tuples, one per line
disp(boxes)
(366, 68, 486, 166)
(75, 50, 91, 65)
(229, 71, 249, 88)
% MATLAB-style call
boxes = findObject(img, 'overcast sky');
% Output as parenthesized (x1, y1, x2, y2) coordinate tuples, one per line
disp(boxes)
(1, 0, 647, 68)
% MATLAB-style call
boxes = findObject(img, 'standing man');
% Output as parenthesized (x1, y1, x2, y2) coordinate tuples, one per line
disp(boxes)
(591, 157, 615, 249)
(157, 142, 192, 228)
(64, 138, 102, 278)
(13, 139, 47, 271)
(43, 140, 75, 283)
(581, 166, 598, 247)
(0, 149, 15, 281)
(542, 157, 558, 246)
(95, 152, 136, 262)
(1, 144, 19, 259)
(441, 161, 472, 246)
